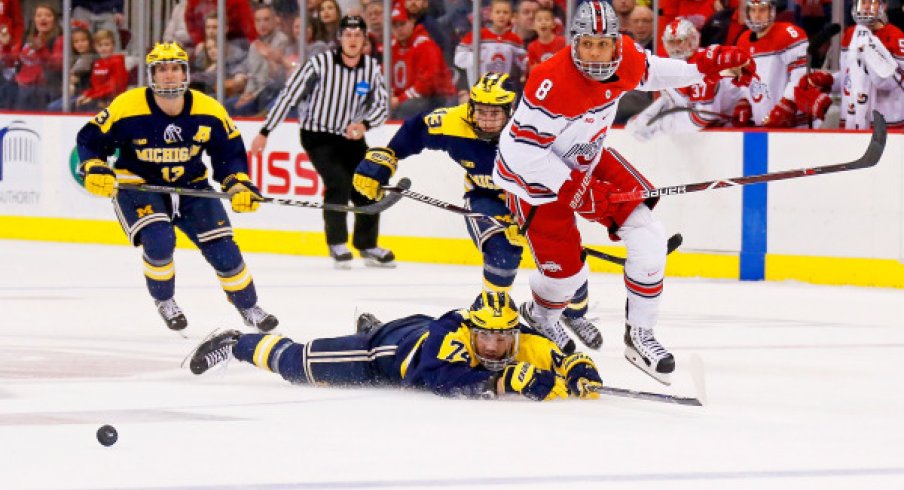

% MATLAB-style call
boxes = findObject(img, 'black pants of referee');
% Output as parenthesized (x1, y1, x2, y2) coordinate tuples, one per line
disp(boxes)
(301, 130, 380, 250)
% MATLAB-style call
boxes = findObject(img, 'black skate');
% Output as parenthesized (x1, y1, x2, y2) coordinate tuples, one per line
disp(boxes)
(624, 324, 675, 385)
(356, 312, 384, 334)
(519, 302, 575, 354)
(329, 244, 353, 270)
(239, 305, 279, 333)
(360, 247, 396, 268)
(561, 315, 603, 350)
(188, 329, 242, 375)
(155, 298, 188, 332)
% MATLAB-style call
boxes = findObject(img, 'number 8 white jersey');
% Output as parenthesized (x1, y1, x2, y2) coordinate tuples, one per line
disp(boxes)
(493, 39, 705, 205)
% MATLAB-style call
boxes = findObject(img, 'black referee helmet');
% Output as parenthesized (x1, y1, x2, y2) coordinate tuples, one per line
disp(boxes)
(339, 15, 367, 35)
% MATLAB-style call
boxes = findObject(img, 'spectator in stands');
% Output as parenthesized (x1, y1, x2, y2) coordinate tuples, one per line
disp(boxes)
(390, 3, 456, 118)
(320, 0, 343, 43)
(13, 3, 63, 110)
(612, 0, 636, 29)
(0, 0, 24, 52)
(0, 22, 19, 108)
(534, 0, 565, 34)
(185, 0, 257, 48)
(47, 25, 95, 111)
(71, 29, 127, 111)
(191, 36, 248, 97)
(226, 4, 289, 116)
(363, 0, 384, 61)
(163, 0, 193, 47)
(71, 0, 124, 50)
(513, 0, 539, 45)
(338, 0, 365, 17)
(194, 12, 248, 61)
(795, 0, 832, 37)
(283, 15, 329, 70)
(454, 0, 526, 89)
(406, 0, 450, 58)
(526, 6, 564, 75)
(628, 5, 655, 50)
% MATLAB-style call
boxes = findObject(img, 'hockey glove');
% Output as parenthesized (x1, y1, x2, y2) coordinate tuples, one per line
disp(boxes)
(498, 361, 568, 401)
(82, 159, 117, 198)
(557, 169, 614, 225)
(353, 147, 398, 201)
(493, 214, 527, 247)
(561, 353, 603, 399)
(222, 173, 263, 213)
(763, 98, 797, 128)
(693, 45, 753, 85)
(731, 99, 754, 128)
(794, 85, 832, 120)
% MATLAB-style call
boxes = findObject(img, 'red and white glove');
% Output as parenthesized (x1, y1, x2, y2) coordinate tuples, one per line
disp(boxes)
(731, 99, 754, 127)
(794, 73, 833, 120)
(694, 45, 753, 86)
(763, 98, 797, 128)
(557, 169, 614, 224)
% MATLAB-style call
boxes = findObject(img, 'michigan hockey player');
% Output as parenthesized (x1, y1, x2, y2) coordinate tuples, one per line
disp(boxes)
(352, 73, 603, 353)
(76, 42, 278, 333)
(188, 291, 603, 401)
(492, 0, 752, 384)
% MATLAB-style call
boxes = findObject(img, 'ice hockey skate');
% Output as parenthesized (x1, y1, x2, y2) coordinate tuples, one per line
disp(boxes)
(561, 315, 603, 349)
(356, 312, 383, 334)
(624, 324, 675, 385)
(155, 298, 187, 332)
(519, 302, 575, 354)
(187, 329, 241, 375)
(239, 305, 279, 333)
(329, 244, 354, 269)
(360, 247, 396, 268)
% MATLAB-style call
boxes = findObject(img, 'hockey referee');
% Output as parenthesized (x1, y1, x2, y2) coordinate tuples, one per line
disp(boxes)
(250, 15, 394, 269)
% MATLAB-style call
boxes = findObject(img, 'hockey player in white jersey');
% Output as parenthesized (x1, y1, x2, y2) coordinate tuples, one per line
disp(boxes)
(492, 0, 753, 383)
(834, 0, 904, 129)
(626, 18, 746, 140)
(733, 0, 811, 127)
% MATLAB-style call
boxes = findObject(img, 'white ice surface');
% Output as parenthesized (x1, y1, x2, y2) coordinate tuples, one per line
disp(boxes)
(1, 240, 903, 490)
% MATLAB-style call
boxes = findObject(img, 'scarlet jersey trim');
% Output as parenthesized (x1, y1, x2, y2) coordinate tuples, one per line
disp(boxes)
(509, 120, 557, 148)
(495, 154, 557, 200)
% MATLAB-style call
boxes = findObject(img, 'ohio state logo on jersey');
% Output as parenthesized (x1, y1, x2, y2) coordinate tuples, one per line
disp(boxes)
(563, 127, 607, 167)
(749, 78, 771, 103)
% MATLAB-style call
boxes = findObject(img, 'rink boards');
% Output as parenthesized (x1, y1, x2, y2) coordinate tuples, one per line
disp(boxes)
(0, 112, 901, 287)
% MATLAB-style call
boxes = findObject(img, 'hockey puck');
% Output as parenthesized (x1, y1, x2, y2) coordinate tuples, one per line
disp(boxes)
(96, 424, 118, 447)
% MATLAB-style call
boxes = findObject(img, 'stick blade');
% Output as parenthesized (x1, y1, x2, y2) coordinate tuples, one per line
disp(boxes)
(355, 177, 411, 214)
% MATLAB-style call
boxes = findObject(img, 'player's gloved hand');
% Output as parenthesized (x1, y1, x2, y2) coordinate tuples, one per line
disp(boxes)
(763, 98, 797, 128)
(795, 85, 832, 120)
(731, 99, 754, 127)
(693, 45, 752, 85)
(561, 353, 603, 399)
(222, 172, 264, 213)
(498, 361, 568, 401)
(493, 215, 527, 247)
(353, 147, 398, 201)
(800, 71, 834, 92)
(82, 159, 117, 198)
(557, 169, 614, 225)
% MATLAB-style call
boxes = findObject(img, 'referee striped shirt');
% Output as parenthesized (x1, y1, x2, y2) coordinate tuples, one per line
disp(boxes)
(259, 49, 389, 137)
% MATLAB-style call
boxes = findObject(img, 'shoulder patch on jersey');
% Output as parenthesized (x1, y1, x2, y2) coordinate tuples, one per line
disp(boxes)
(96, 87, 151, 133)
(190, 90, 241, 139)
(425, 104, 478, 139)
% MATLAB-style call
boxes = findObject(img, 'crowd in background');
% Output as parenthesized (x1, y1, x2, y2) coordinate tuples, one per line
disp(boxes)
(0, 0, 901, 128)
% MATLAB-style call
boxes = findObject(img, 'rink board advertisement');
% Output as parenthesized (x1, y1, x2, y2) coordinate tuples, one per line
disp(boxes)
(0, 112, 902, 287)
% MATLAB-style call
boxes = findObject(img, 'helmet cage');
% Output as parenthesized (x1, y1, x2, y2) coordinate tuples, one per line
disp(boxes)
(147, 60, 190, 98)
(470, 327, 520, 372)
(662, 19, 700, 60)
(467, 291, 520, 371)
(745, 0, 775, 34)
(852, 0, 886, 26)
(467, 72, 516, 142)
(570, 1, 621, 81)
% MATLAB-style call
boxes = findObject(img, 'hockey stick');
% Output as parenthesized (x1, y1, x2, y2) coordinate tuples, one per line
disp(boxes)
(584, 233, 683, 266)
(609, 111, 887, 203)
(646, 106, 731, 126)
(381, 184, 683, 265)
(119, 177, 410, 214)
(590, 354, 706, 406)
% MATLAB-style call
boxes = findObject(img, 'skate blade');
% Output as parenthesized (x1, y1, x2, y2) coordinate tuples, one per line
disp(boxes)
(624, 346, 672, 386)
(687, 353, 707, 406)
(333, 261, 352, 270)
(364, 258, 397, 268)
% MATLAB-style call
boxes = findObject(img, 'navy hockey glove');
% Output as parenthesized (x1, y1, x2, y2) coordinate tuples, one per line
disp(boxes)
(557, 169, 615, 225)
(498, 361, 568, 401)
(353, 147, 398, 200)
(81, 159, 117, 198)
(222, 173, 263, 213)
(561, 353, 602, 399)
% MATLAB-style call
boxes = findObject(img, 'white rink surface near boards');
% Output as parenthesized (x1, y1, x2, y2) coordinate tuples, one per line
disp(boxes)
(0, 240, 902, 490)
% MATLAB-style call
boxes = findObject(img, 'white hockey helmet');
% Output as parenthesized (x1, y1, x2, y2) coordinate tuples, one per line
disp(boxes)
(744, 0, 776, 34)
(852, 0, 887, 26)
(570, 0, 621, 81)
(662, 18, 700, 60)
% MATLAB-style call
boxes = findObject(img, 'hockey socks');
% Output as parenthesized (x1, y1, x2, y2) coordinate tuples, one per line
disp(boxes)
(234, 334, 308, 383)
